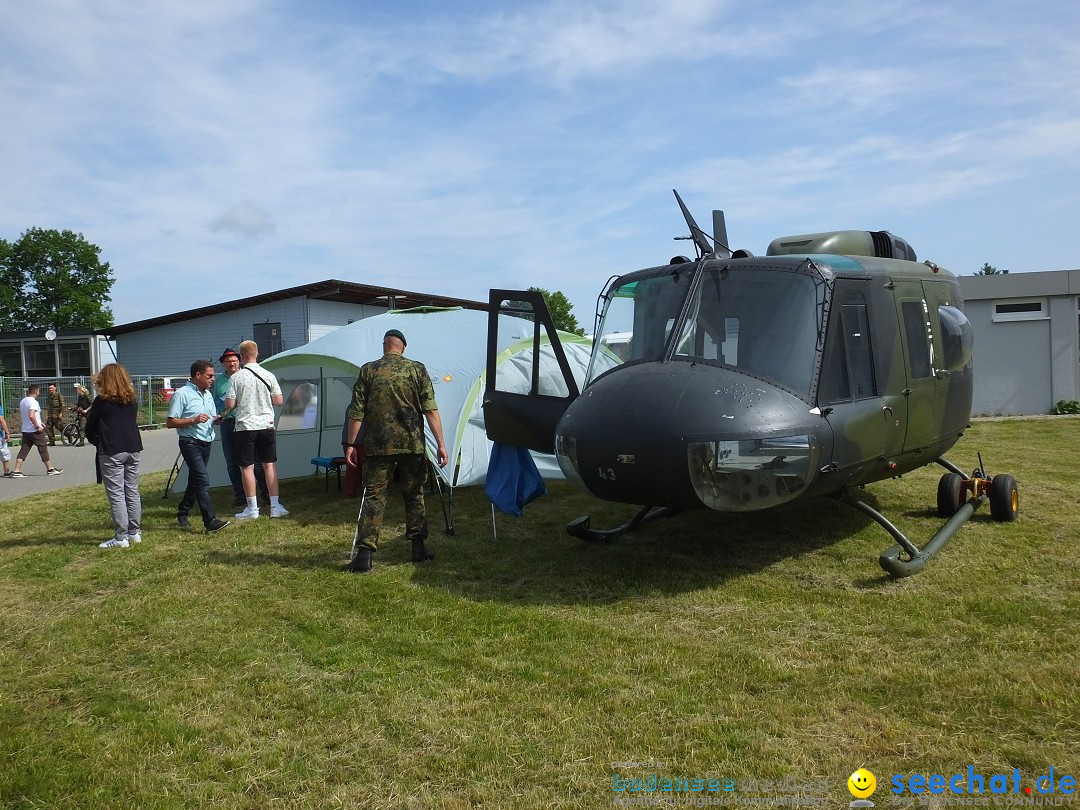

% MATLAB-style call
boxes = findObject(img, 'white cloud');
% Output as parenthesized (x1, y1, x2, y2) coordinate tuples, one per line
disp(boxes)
(208, 201, 277, 239)
(2, 0, 1079, 325)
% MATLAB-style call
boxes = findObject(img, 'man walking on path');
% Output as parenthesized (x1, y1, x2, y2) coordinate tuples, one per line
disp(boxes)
(166, 360, 230, 533)
(225, 340, 288, 520)
(343, 328, 448, 573)
(11, 384, 63, 478)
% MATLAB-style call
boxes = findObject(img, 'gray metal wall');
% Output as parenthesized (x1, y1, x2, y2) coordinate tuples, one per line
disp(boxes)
(964, 299, 1052, 415)
(115, 297, 390, 376)
(116, 298, 309, 375)
(960, 270, 1080, 415)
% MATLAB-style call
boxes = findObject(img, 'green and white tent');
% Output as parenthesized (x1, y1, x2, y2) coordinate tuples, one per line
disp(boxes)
(255, 307, 608, 488)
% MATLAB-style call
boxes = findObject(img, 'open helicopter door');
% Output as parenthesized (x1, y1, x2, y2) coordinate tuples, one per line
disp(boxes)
(483, 289, 581, 454)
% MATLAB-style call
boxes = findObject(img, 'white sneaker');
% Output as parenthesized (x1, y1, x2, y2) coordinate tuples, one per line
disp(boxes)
(99, 537, 130, 549)
(235, 507, 260, 520)
(129, 533, 142, 544)
(269, 504, 289, 518)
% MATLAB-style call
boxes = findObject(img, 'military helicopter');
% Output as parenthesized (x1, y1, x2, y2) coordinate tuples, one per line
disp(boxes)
(482, 191, 1019, 577)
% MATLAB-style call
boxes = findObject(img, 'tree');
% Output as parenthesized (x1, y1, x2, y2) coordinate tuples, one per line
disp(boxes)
(0, 238, 21, 329)
(0, 228, 115, 331)
(527, 287, 585, 336)
(975, 262, 1008, 275)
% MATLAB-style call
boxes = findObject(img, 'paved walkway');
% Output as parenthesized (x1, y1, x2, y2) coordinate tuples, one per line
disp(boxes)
(1, 428, 181, 503)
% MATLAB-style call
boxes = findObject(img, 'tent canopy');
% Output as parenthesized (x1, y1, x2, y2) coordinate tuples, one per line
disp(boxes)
(258, 307, 603, 488)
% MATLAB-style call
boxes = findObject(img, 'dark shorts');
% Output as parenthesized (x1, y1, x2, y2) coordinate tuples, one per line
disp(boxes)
(234, 428, 277, 467)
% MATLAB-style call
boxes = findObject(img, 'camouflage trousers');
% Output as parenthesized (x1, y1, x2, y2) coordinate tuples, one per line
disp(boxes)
(46, 416, 63, 444)
(357, 454, 428, 553)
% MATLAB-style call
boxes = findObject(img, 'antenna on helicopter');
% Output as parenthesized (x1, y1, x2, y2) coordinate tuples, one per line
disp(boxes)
(673, 189, 732, 258)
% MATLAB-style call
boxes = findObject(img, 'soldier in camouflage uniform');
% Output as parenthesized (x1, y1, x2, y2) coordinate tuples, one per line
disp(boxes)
(343, 328, 448, 573)
(46, 383, 65, 446)
(74, 383, 92, 446)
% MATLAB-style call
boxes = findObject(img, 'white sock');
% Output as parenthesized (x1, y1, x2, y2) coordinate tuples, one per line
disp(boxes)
(247, 496, 258, 511)
(270, 496, 281, 507)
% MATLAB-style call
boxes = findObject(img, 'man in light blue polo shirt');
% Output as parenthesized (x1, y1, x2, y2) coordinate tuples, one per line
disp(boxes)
(166, 359, 230, 533)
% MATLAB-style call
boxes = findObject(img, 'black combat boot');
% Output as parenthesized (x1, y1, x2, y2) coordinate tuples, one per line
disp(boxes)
(411, 539, 434, 563)
(344, 547, 373, 573)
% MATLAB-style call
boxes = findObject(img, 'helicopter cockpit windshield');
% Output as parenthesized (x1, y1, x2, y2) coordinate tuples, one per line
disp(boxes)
(587, 261, 825, 398)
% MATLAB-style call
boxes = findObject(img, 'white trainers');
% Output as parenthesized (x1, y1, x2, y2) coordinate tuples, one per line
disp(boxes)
(235, 507, 260, 520)
(99, 537, 130, 549)
(269, 504, 289, 518)
(129, 533, 142, 544)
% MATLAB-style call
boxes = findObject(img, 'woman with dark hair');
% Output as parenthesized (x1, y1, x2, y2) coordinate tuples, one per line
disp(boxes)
(85, 364, 144, 549)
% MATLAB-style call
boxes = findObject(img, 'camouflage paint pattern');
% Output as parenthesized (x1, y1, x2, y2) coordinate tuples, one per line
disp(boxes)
(356, 455, 429, 552)
(347, 352, 438, 456)
(46, 391, 65, 444)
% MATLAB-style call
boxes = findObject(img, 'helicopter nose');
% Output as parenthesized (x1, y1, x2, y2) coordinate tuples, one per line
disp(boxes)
(555, 363, 822, 511)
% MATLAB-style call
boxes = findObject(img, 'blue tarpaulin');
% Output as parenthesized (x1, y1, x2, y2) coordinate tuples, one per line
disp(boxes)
(485, 441, 546, 517)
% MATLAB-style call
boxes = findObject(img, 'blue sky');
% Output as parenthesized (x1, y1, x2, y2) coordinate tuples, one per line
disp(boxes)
(2, 0, 1078, 329)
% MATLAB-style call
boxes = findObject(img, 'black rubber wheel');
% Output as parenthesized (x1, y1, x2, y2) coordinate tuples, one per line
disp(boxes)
(989, 473, 1019, 522)
(61, 423, 81, 446)
(937, 472, 965, 517)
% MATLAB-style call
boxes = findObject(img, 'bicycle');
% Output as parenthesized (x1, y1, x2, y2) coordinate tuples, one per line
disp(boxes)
(61, 413, 84, 446)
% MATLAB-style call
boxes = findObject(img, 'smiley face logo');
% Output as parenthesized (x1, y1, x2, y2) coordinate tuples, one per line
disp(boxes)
(848, 768, 877, 799)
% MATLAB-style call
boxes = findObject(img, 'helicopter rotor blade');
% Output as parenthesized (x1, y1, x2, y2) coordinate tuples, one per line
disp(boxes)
(673, 189, 715, 259)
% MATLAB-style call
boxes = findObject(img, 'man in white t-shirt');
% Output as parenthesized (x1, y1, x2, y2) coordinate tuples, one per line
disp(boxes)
(225, 340, 288, 520)
(12, 384, 63, 478)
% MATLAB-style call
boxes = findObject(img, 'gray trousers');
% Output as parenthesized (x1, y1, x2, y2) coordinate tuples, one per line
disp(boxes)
(99, 451, 142, 540)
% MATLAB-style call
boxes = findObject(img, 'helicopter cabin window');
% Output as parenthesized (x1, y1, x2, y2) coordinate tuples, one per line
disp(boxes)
(843, 305, 875, 398)
(901, 299, 933, 379)
(673, 265, 820, 397)
(937, 304, 973, 372)
(819, 291, 875, 403)
(586, 269, 694, 385)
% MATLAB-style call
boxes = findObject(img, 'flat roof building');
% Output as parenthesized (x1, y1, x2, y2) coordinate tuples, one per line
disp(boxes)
(959, 269, 1080, 415)
(97, 279, 486, 377)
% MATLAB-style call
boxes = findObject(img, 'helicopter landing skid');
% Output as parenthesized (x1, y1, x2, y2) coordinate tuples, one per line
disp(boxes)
(836, 454, 1019, 578)
(837, 487, 987, 578)
(566, 505, 682, 543)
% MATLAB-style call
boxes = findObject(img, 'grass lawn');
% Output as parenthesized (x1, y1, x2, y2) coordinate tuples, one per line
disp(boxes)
(1, 418, 1077, 808)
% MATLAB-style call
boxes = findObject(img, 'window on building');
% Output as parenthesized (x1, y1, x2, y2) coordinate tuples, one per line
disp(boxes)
(992, 299, 1047, 322)
(0, 343, 22, 376)
(59, 342, 91, 377)
(24, 342, 56, 377)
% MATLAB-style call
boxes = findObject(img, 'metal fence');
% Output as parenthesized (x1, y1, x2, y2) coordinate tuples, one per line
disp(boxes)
(0, 374, 189, 435)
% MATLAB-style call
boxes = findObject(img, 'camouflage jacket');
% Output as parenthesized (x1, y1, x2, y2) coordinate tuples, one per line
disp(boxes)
(348, 352, 438, 455)
(48, 392, 65, 416)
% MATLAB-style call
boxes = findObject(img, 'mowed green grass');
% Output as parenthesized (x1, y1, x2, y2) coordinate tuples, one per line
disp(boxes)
(1, 418, 1077, 809)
